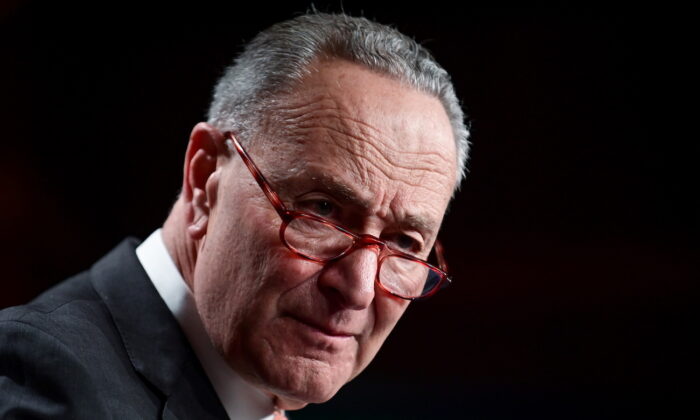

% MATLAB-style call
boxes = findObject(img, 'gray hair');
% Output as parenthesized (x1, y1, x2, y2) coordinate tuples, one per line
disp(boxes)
(207, 12, 470, 188)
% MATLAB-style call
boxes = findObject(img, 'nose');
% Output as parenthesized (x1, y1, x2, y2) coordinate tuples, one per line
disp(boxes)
(317, 246, 379, 310)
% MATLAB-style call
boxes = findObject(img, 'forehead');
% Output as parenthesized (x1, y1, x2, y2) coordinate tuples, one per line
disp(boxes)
(256, 60, 457, 232)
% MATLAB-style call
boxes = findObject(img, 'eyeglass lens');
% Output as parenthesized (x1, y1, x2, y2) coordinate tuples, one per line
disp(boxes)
(283, 216, 442, 298)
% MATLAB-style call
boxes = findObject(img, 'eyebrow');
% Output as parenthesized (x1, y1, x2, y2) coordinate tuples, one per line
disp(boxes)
(280, 171, 438, 237)
(313, 174, 371, 208)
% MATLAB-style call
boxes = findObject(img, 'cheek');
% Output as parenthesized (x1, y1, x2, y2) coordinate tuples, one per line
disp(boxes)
(196, 233, 321, 355)
(192, 212, 281, 355)
(353, 296, 409, 377)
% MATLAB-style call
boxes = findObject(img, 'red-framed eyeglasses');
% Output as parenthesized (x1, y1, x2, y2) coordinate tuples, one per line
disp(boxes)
(224, 131, 452, 300)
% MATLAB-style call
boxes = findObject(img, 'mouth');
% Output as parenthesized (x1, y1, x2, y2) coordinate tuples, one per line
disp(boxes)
(286, 314, 356, 340)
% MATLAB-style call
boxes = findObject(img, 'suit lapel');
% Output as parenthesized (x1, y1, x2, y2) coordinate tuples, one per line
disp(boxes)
(90, 238, 228, 419)
(162, 358, 231, 420)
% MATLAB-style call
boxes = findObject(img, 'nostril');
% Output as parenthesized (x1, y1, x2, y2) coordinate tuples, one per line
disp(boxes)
(316, 248, 378, 310)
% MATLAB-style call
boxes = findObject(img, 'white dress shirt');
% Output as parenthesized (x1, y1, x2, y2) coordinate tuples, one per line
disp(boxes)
(136, 229, 277, 420)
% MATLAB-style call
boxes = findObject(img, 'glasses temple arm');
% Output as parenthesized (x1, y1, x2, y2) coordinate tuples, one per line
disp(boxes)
(224, 133, 289, 216)
(434, 240, 449, 273)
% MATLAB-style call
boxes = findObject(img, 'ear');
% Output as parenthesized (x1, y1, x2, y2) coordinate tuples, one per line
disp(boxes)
(182, 122, 228, 240)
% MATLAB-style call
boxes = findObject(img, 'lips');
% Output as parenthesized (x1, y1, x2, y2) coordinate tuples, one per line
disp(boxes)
(287, 314, 357, 338)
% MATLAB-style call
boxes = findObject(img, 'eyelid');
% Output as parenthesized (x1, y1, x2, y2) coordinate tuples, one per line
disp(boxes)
(387, 231, 425, 255)
(294, 193, 342, 218)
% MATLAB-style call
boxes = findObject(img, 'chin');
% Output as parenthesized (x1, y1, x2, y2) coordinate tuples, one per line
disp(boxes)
(257, 356, 351, 405)
(272, 395, 309, 411)
(282, 383, 342, 406)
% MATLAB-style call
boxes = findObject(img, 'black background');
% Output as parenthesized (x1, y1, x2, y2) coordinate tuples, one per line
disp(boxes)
(1, 2, 695, 419)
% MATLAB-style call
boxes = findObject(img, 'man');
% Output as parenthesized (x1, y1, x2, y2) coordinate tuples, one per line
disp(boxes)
(0, 12, 469, 419)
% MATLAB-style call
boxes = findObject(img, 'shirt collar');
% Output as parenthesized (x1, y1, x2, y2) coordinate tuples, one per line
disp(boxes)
(136, 229, 277, 420)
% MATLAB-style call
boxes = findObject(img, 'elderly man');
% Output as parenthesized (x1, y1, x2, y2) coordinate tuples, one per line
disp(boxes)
(0, 12, 469, 419)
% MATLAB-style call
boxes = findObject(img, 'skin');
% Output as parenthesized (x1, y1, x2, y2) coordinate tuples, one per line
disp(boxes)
(162, 59, 457, 410)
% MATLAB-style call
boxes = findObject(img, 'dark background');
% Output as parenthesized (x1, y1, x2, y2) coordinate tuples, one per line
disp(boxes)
(1, 2, 695, 419)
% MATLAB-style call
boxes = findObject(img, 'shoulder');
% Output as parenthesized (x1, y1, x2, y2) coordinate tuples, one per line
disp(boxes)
(0, 277, 114, 419)
(1, 271, 116, 354)
(0, 270, 160, 419)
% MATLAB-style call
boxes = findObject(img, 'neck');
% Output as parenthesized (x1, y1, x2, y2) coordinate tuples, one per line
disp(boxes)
(161, 198, 199, 290)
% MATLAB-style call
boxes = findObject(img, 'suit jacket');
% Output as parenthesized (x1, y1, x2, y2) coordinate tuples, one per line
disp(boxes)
(0, 238, 229, 419)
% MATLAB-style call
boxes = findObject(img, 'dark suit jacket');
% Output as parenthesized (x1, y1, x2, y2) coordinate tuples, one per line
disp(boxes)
(0, 238, 229, 419)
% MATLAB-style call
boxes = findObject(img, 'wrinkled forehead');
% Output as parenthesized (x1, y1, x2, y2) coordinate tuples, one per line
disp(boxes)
(251, 60, 457, 229)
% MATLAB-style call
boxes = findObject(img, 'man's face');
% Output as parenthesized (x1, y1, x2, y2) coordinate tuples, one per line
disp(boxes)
(192, 60, 457, 407)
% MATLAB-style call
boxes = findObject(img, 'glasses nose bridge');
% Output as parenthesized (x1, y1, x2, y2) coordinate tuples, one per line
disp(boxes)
(349, 233, 385, 255)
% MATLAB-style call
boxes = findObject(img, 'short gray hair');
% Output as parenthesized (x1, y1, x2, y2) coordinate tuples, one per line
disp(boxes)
(208, 12, 470, 188)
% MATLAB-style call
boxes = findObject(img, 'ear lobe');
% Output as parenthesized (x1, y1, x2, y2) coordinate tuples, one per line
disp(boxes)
(183, 123, 226, 240)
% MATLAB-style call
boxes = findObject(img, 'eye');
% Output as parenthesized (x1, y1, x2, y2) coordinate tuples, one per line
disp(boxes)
(298, 198, 337, 218)
(392, 233, 423, 253)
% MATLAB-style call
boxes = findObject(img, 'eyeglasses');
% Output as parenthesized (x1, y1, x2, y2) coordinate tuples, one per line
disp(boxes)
(223, 132, 452, 300)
